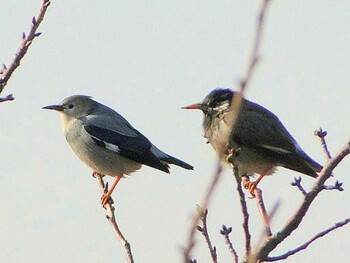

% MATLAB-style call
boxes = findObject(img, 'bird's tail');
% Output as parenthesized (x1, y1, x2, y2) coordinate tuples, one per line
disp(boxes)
(162, 154, 194, 170)
(284, 153, 323, 178)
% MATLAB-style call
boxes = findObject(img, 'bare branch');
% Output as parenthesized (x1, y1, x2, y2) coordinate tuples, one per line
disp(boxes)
(0, 0, 51, 95)
(256, 140, 350, 260)
(291, 177, 307, 196)
(196, 208, 218, 263)
(93, 173, 134, 263)
(233, 171, 251, 257)
(314, 128, 332, 160)
(220, 225, 239, 263)
(240, 0, 271, 92)
(265, 217, 350, 262)
(0, 94, 14, 103)
(184, 1, 272, 261)
(322, 180, 344, 192)
(254, 188, 272, 237)
(183, 163, 223, 262)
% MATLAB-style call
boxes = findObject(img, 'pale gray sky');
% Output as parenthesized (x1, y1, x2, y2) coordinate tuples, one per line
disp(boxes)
(0, 1, 349, 262)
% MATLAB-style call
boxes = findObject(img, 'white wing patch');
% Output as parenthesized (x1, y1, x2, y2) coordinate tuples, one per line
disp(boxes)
(104, 142, 120, 153)
(259, 144, 292, 154)
(90, 135, 120, 153)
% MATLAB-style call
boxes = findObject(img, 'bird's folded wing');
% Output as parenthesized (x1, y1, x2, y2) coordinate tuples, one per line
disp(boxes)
(228, 101, 299, 154)
(83, 124, 170, 172)
(84, 124, 152, 154)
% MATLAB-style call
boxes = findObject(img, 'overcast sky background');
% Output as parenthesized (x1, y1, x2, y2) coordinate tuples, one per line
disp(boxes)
(0, 1, 349, 262)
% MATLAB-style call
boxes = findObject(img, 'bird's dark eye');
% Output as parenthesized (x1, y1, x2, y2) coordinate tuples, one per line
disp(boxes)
(67, 104, 74, 109)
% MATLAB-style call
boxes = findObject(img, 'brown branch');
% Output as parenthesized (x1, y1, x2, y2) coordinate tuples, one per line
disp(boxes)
(196, 208, 218, 263)
(265, 217, 350, 261)
(254, 188, 272, 237)
(256, 140, 350, 260)
(233, 171, 251, 257)
(0, 94, 14, 103)
(314, 128, 332, 160)
(0, 0, 51, 95)
(93, 173, 134, 263)
(183, 163, 223, 262)
(240, 0, 271, 92)
(184, 1, 272, 261)
(220, 225, 239, 263)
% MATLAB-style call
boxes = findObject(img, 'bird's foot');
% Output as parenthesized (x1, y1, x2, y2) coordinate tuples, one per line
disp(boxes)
(101, 192, 114, 208)
(242, 176, 257, 198)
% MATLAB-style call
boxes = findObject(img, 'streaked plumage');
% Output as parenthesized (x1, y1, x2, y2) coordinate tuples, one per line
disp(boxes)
(183, 88, 322, 192)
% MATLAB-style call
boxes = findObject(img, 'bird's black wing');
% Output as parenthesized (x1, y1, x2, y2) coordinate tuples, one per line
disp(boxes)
(84, 124, 170, 173)
(230, 100, 299, 154)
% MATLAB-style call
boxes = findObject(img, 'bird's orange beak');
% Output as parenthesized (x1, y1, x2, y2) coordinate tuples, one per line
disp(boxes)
(181, 103, 202, 110)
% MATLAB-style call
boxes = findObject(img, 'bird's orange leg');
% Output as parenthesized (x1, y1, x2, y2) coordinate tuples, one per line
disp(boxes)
(101, 176, 122, 207)
(243, 170, 269, 197)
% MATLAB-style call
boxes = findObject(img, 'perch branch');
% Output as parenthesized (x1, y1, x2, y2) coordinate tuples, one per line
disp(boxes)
(0, 0, 51, 95)
(93, 172, 134, 263)
(234, 171, 251, 257)
(254, 188, 272, 237)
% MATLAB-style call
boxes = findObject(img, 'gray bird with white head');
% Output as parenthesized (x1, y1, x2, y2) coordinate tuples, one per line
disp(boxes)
(183, 88, 322, 195)
(43, 95, 193, 206)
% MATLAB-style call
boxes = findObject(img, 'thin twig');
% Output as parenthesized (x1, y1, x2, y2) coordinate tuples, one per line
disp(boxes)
(314, 128, 332, 160)
(265, 217, 350, 262)
(254, 188, 272, 237)
(183, 163, 223, 262)
(184, 0, 272, 261)
(93, 173, 134, 263)
(291, 177, 307, 196)
(240, 0, 271, 92)
(233, 171, 251, 258)
(0, 94, 14, 103)
(220, 225, 239, 263)
(0, 0, 51, 94)
(256, 140, 350, 260)
(322, 180, 344, 191)
(196, 208, 217, 263)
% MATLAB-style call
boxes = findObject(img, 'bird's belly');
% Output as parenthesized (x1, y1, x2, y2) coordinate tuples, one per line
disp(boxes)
(228, 145, 277, 177)
(66, 126, 141, 176)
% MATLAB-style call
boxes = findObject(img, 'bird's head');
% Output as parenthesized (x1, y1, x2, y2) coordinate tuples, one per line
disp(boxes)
(42, 95, 99, 119)
(182, 88, 234, 116)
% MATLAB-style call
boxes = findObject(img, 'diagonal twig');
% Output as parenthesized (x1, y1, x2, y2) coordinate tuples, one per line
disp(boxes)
(256, 140, 350, 260)
(233, 170, 251, 257)
(265, 217, 350, 261)
(254, 188, 272, 237)
(196, 208, 217, 263)
(183, 163, 223, 262)
(0, 94, 15, 103)
(93, 173, 134, 263)
(220, 225, 239, 263)
(291, 177, 307, 196)
(0, 0, 51, 95)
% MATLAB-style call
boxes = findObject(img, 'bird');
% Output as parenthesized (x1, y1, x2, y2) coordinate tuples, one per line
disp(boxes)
(43, 95, 193, 206)
(182, 88, 322, 195)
